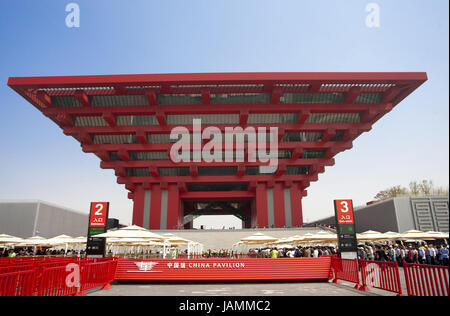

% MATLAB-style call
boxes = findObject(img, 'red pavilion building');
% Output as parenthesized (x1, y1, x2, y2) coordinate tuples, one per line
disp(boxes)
(8, 72, 427, 229)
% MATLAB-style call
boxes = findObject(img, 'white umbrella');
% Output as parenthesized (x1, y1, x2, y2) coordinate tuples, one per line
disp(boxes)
(379, 231, 401, 240)
(271, 237, 295, 245)
(0, 234, 24, 245)
(309, 231, 338, 241)
(357, 230, 386, 241)
(240, 233, 278, 244)
(398, 230, 430, 241)
(290, 235, 305, 242)
(95, 225, 165, 240)
(15, 236, 47, 247)
(422, 231, 449, 239)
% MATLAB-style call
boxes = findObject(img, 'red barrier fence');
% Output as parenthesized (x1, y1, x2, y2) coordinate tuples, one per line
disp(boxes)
(331, 257, 361, 289)
(0, 270, 36, 296)
(359, 260, 403, 295)
(0, 257, 118, 296)
(80, 260, 117, 293)
(404, 262, 449, 296)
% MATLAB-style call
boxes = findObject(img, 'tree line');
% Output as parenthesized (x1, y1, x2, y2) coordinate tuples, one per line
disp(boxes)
(374, 180, 449, 201)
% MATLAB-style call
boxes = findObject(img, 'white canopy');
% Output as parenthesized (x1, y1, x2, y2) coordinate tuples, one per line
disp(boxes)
(0, 234, 24, 245)
(15, 236, 47, 246)
(240, 232, 278, 244)
(398, 230, 430, 240)
(95, 225, 165, 240)
(356, 230, 386, 241)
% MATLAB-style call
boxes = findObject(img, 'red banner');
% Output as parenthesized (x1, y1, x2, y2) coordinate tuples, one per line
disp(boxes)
(114, 257, 332, 282)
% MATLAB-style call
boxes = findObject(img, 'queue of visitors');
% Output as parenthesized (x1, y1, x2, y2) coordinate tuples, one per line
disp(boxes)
(357, 243, 449, 266)
(0, 248, 84, 258)
(249, 246, 337, 258)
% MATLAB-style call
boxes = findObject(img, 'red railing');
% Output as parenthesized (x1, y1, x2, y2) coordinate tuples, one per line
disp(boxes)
(331, 257, 362, 289)
(80, 260, 117, 293)
(359, 260, 403, 296)
(0, 257, 118, 296)
(37, 265, 79, 296)
(403, 262, 449, 296)
(0, 269, 36, 296)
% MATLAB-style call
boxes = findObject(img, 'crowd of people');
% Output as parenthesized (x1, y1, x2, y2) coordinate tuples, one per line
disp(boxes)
(1, 248, 84, 258)
(357, 243, 449, 266)
(249, 246, 337, 258)
(2, 243, 449, 267)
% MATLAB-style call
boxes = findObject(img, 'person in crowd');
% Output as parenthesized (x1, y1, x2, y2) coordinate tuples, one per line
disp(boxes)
(387, 245, 396, 262)
(271, 248, 278, 258)
(374, 245, 388, 261)
(439, 245, 449, 266)
(312, 248, 319, 258)
(357, 246, 367, 260)
(429, 244, 437, 265)
(304, 247, 311, 258)
(394, 245, 402, 266)
(418, 245, 426, 264)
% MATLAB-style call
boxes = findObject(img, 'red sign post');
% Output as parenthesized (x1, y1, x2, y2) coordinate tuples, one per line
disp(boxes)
(86, 202, 110, 257)
(334, 199, 358, 256)
(335, 199, 355, 225)
(89, 202, 109, 227)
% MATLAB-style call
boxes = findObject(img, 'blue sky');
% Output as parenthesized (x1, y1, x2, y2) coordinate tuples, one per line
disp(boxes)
(0, 0, 448, 228)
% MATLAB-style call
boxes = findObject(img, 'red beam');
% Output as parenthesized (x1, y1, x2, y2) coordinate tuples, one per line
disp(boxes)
(8, 72, 428, 89)
(102, 111, 116, 127)
(298, 110, 311, 124)
(75, 90, 90, 107)
(145, 90, 157, 105)
(271, 87, 282, 104)
(321, 129, 336, 142)
(155, 110, 166, 126)
(36, 90, 52, 108)
(136, 129, 147, 144)
(239, 109, 249, 125)
(100, 158, 335, 169)
(149, 166, 158, 177)
(180, 191, 255, 200)
(117, 174, 318, 185)
(117, 149, 130, 161)
(63, 123, 373, 135)
(190, 165, 198, 177)
(42, 103, 377, 116)
(82, 141, 353, 153)
(201, 88, 210, 104)
(345, 86, 361, 104)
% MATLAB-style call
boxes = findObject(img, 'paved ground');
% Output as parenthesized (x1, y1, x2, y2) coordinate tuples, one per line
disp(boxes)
(88, 281, 389, 296)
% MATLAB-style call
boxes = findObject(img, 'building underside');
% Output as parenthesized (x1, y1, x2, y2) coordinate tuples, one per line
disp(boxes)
(8, 72, 427, 229)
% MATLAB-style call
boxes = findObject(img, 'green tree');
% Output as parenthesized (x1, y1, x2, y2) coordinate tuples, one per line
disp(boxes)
(409, 181, 421, 196)
(419, 180, 433, 195)
(374, 180, 448, 201)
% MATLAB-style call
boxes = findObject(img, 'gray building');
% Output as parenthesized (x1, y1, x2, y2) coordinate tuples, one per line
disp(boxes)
(0, 200, 89, 238)
(310, 196, 449, 233)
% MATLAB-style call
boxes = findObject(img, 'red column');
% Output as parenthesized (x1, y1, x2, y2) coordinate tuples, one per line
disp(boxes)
(273, 182, 286, 228)
(255, 183, 269, 228)
(149, 184, 162, 229)
(166, 184, 181, 230)
(132, 185, 145, 227)
(290, 185, 303, 227)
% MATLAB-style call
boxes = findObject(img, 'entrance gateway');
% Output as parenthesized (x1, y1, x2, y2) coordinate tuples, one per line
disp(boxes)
(8, 72, 426, 229)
